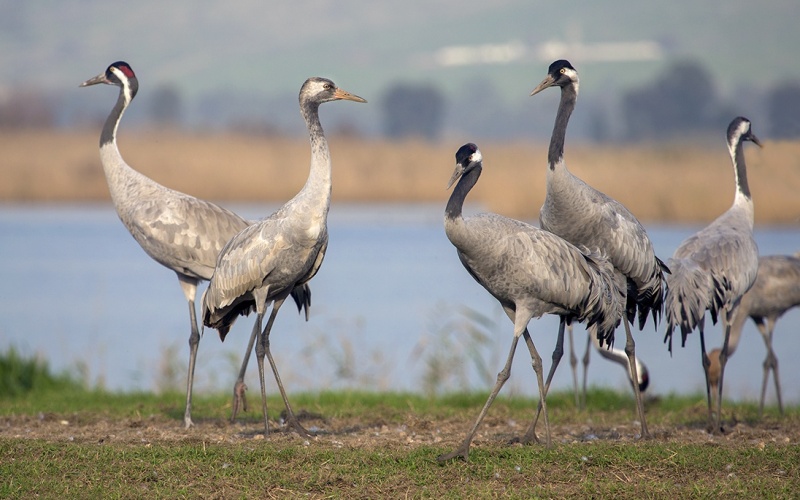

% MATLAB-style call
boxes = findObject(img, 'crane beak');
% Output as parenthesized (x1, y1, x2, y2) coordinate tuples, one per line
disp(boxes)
(748, 132, 763, 148)
(446, 163, 465, 190)
(334, 87, 367, 103)
(80, 72, 110, 87)
(530, 74, 556, 96)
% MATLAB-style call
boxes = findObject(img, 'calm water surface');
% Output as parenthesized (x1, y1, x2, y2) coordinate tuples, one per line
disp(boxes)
(1, 203, 798, 405)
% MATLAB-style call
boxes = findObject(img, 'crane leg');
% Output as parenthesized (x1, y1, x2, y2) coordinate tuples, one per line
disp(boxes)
(438, 335, 519, 462)
(178, 278, 200, 430)
(566, 323, 579, 409)
(260, 298, 312, 438)
(713, 323, 733, 434)
(252, 311, 271, 436)
(519, 319, 566, 445)
(622, 320, 649, 438)
(183, 299, 200, 429)
(758, 323, 783, 416)
(771, 354, 784, 415)
(522, 328, 551, 447)
(698, 324, 716, 432)
(581, 330, 591, 411)
(230, 321, 259, 423)
(759, 354, 770, 417)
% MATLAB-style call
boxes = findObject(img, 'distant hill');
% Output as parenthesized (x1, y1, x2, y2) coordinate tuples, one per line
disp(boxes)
(2, 1, 798, 139)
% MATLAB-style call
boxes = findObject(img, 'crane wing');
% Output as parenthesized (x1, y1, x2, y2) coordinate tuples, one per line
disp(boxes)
(124, 190, 249, 281)
(205, 213, 327, 311)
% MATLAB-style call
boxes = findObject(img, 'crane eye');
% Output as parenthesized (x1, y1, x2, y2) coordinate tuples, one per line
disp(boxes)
(560, 68, 566, 74)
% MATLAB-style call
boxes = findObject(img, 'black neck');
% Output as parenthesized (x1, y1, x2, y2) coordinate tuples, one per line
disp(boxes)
(733, 138, 751, 199)
(548, 83, 577, 168)
(445, 164, 481, 220)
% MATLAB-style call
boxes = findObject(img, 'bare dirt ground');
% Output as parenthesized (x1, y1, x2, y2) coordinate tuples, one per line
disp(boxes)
(3, 406, 797, 452)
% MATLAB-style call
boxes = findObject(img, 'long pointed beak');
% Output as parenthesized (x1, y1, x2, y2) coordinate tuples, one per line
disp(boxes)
(530, 74, 556, 96)
(748, 133, 763, 148)
(80, 72, 110, 88)
(334, 87, 367, 103)
(446, 163, 465, 190)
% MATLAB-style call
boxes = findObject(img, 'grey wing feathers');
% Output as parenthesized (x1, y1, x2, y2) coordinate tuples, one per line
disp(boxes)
(578, 247, 627, 348)
(541, 179, 666, 330)
(204, 212, 322, 320)
(741, 255, 800, 316)
(124, 191, 249, 280)
(458, 214, 625, 345)
(590, 202, 666, 330)
(600, 211, 666, 330)
(203, 222, 278, 309)
(664, 219, 759, 352)
(466, 216, 592, 308)
(663, 257, 712, 352)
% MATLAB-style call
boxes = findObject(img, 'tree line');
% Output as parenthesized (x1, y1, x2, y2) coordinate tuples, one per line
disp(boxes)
(2, 59, 799, 142)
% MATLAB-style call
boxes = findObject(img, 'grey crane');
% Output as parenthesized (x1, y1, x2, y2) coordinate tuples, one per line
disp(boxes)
(565, 323, 650, 410)
(664, 116, 761, 433)
(706, 253, 800, 416)
(530, 59, 667, 439)
(80, 61, 309, 428)
(202, 77, 366, 437)
(438, 143, 626, 462)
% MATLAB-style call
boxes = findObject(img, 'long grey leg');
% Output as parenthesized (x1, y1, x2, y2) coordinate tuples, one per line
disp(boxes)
(260, 298, 312, 437)
(566, 323, 579, 408)
(519, 318, 567, 445)
(437, 335, 520, 462)
(252, 311, 269, 435)
(622, 319, 649, 438)
(771, 352, 784, 415)
(757, 321, 783, 416)
(522, 328, 551, 447)
(581, 330, 591, 410)
(714, 320, 733, 434)
(178, 276, 199, 429)
(230, 323, 258, 423)
(698, 319, 715, 431)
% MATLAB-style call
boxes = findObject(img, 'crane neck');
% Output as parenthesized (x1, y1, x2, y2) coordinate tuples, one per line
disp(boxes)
(445, 164, 481, 221)
(548, 82, 578, 170)
(730, 136, 752, 202)
(297, 99, 332, 213)
(100, 83, 132, 149)
(97, 82, 145, 208)
(591, 333, 646, 385)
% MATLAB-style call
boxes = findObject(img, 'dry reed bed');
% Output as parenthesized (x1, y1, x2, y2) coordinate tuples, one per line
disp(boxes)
(2, 129, 800, 224)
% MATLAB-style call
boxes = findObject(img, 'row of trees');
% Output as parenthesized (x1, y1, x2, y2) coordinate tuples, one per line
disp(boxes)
(2, 59, 799, 141)
(620, 60, 800, 141)
(380, 60, 800, 142)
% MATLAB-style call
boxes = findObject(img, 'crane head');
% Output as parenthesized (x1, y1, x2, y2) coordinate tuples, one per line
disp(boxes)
(300, 77, 367, 105)
(531, 59, 577, 96)
(80, 61, 139, 99)
(447, 143, 482, 189)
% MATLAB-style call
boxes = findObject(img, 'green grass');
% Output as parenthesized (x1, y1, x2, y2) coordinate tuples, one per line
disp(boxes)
(2, 349, 799, 497)
(4, 438, 795, 498)
(2, 386, 799, 498)
(0, 346, 82, 397)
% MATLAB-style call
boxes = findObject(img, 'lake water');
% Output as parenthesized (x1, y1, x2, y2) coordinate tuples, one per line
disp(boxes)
(1, 203, 798, 406)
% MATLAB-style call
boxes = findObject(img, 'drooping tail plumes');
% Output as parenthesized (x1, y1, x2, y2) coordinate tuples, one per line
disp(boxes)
(579, 248, 627, 349)
(663, 258, 714, 353)
(630, 257, 669, 331)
